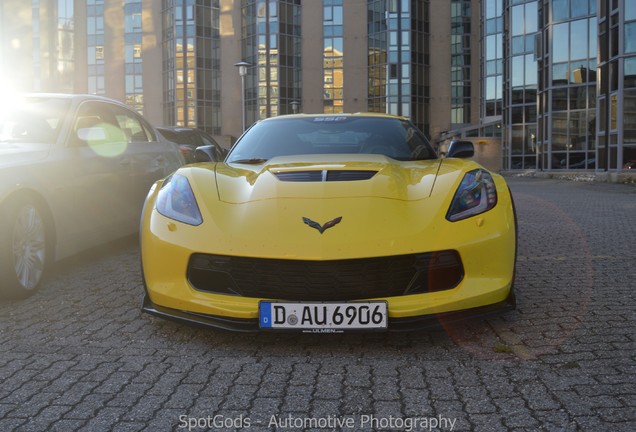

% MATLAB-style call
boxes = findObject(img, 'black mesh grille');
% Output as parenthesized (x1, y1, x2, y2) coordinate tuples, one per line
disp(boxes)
(274, 171, 323, 182)
(326, 170, 377, 181)
(274, 170, 377, 182)
(187, 251, 464, 301)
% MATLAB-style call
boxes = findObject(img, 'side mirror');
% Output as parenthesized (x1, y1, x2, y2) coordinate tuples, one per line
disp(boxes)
(194, 145, 219, 162)
(446, 140, 474, 159)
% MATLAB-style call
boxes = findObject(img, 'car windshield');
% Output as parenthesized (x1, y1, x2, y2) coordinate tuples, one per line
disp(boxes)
(0, 96, 71, 144)
(227, 116, 437, 163)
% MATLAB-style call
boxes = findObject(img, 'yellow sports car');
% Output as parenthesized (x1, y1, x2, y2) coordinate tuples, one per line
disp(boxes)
(141, 114, 516, 332)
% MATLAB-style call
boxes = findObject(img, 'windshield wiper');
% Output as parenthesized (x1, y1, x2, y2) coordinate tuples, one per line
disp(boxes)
(229, 158, 269, 164)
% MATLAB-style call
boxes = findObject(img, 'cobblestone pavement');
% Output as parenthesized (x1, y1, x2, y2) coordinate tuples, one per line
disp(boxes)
(1, 177, 635, 432)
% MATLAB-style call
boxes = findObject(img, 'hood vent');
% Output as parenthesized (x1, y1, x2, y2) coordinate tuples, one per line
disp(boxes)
(274, 170, 378, 182)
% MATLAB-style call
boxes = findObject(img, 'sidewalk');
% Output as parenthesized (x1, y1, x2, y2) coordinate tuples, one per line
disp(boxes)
(501, 169, 636, 186)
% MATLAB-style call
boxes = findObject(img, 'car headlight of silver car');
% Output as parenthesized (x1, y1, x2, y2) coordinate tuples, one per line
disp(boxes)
(446, 169, 498, 222)
(155, 174, 203, 226)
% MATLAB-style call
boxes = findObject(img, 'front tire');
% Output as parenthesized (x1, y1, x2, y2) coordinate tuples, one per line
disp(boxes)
(0, 196, 48, 299)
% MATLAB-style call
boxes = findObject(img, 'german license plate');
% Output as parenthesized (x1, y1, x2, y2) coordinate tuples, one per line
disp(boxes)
(259, 301, 388, 332)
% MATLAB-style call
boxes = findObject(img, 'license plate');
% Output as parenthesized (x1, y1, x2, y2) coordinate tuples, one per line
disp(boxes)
(259, 301, 388, 332)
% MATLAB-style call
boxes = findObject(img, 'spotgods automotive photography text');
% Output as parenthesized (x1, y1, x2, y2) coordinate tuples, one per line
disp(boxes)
(178, 413, 458, 431)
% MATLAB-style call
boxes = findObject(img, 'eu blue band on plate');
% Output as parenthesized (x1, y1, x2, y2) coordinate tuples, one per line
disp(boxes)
(259, 302, 272, 327)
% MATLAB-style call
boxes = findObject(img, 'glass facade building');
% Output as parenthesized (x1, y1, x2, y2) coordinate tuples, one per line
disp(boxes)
(162, 0, 221, 134)
(1, 0, 634, 170)
(503, 0, 538, 170)
(535, 0, 597, 170)
(450, 0, 472, 126)
(242, 0, 301, 124)
(56, 0, 75, 93)
(597, 0, 636, 169)
(483, 0, 504, 121)
(322, 0, 343, 113)
(124, 0, 144, 113)
(87, 0, 105, 95)
(367, 0, 430, 135)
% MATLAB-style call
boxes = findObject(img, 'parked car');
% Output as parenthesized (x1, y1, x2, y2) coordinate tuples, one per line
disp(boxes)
(569, 158, 596, 169)
(0, 93, 182, 298)
(156, 126, 227, 164)
(141, 113, 517, 332)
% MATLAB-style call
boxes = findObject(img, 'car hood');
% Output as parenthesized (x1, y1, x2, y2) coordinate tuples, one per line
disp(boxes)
(215, 155, 443, 204)
(0, 142, 50, 168)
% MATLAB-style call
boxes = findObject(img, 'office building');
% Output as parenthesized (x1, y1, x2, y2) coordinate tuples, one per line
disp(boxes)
(0, 0, 633, 170)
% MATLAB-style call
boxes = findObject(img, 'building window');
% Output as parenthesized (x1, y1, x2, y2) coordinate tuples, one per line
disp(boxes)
(323, 0, 344, 113)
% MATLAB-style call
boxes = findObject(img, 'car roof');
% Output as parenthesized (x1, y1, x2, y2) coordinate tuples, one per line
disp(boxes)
(20, 93, 128, 105)
(259, 113, 408, 122)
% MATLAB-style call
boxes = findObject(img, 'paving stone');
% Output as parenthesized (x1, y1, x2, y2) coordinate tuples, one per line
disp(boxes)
(0, 178, 634, 430)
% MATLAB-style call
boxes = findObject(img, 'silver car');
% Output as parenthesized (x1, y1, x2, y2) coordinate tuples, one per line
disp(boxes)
(0, 94, 182, 298)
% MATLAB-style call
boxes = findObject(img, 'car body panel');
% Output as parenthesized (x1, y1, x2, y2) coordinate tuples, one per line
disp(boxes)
(141, 149, 515, 329)
(215, 155, 441, 203)
(0, 94, 182, 263)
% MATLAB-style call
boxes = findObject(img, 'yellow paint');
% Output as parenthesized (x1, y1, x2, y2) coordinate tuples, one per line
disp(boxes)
(141, 137, 516, 321)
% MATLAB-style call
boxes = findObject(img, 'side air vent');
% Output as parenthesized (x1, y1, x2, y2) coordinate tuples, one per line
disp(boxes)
(274, 170, 377, 182)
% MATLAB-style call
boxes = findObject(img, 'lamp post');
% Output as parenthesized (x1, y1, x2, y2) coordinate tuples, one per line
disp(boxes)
(234, 61, 250, 132)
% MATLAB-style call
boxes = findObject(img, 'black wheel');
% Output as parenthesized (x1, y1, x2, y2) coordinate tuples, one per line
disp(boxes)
(0, 196, 49, 298)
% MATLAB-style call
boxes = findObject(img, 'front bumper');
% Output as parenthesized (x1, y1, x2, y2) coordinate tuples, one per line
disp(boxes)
(140, 170, 517, 332)
(141, 287, 516, 332)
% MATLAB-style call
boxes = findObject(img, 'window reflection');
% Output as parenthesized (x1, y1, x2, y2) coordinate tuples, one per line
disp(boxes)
(570, 19, 588, 61)
(552, 0, 568, 21)
(626, 23, 636, 54)
(570, 0, 588, 18)
(626, 58, 636, 88)
(324, 0, 344, 113)
(552, 23, 568, 63)
(512, 6, 524, 36)
(627, 1, 636, 21)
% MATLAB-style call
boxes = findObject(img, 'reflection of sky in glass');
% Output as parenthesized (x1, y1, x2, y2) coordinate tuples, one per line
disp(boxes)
(525, 54, 537, 86)
(589, 19, 597, 57)
(525, 2, 537, 33)
(628, 1, 636, 21)
(553, 23, 568, 63)
(552, 0, 568, 21)
(626, 23, 636, 54)
(485, 0, 502, 19)
(571, 0, 587, 19)
(626, 58, 636, 78)
(512, 5, 523, 36)
(570, 19, 588, 61)
(512, 56, 524, 87)
(511, 5, 524, 36)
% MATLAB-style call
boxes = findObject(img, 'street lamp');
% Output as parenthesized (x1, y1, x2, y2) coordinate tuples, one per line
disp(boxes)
(234, 61, 250, 132)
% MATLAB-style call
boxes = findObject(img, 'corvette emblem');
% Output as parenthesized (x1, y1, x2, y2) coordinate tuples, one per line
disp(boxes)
(302, 216, 343, 234)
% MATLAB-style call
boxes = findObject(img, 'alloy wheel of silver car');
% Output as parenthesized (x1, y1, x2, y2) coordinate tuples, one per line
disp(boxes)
(11, 204, 47, 291)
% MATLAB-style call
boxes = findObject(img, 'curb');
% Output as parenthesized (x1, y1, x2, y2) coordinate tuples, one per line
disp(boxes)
(500, 170, 636, 186)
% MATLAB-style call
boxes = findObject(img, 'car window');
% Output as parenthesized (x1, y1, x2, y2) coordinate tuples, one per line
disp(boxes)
(73, 102, 129, 149)
(227, 116, 437, 162)
(112, 106, 151, 142)
(200, 131, 221, 147)
(0, 96, 70, 144)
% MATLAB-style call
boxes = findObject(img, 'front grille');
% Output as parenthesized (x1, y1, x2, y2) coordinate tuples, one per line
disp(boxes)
(187, 251, 464, 301)
(274, 170, 377, 182)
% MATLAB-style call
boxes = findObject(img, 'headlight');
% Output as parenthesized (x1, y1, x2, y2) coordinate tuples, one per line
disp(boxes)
(446, 169, 497, 222)
(155, 174, 203, 226)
